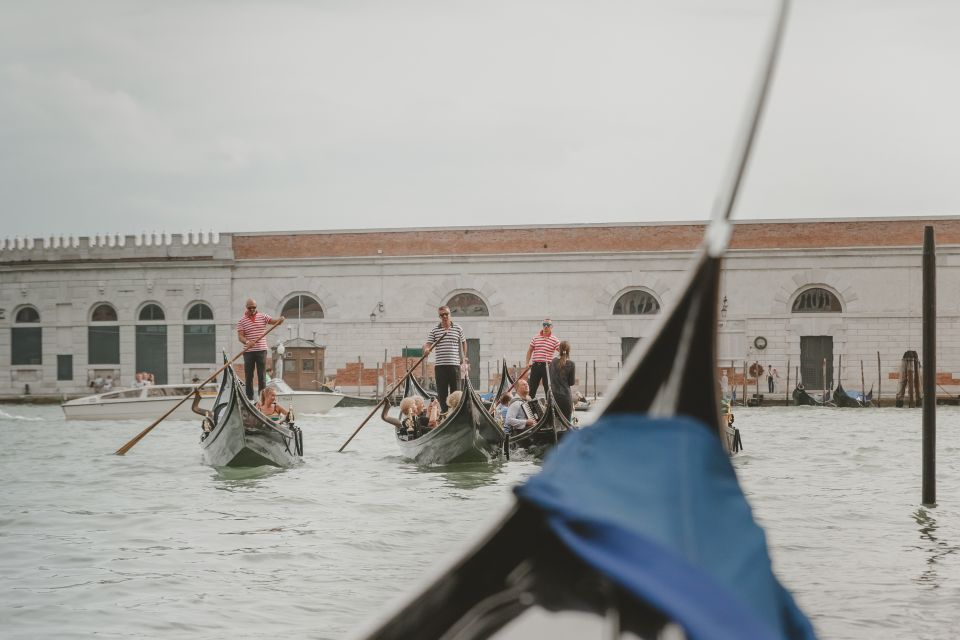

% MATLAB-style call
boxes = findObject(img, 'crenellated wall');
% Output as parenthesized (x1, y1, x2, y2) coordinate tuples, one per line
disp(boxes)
(0, 232, 234, 262)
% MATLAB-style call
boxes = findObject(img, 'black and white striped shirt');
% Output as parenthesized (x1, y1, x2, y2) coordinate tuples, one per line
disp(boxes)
(425, 323, 465, 365)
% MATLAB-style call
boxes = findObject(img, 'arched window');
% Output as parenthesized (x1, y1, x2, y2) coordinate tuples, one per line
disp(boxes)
(12, 306, 42, 365)
(186, 303, 213, 321)
(792, 288, 842, 313)
(89, 303, 120, 365)
(447, 292, 488, 317)
(613, 290, 660, 315)
(15, 307, 40, 323)
(184, 303, 215, 363)
(139, 304, 166, 321)
(281, 295, 324, 319)
(91, 304, 118, 322)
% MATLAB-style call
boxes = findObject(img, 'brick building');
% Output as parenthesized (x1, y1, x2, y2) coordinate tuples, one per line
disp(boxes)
(2, 217, 959, 400)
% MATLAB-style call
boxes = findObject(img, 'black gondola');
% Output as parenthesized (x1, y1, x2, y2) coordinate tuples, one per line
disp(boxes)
(506, 365, 577, 457)
(200, 363, 303, 468)
(395, 377, 505, 465)
(358, 1, 813, 637)
(792, 383, 824, 406)
(833, 381, 873, 408)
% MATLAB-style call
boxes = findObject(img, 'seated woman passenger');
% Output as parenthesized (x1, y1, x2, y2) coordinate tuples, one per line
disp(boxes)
(380, 396, 419, 438)
(495, 392, 512, 426)
(428, 390, 463, 428)
(256, 387, 290, 422)
(191, 390, 215, 432)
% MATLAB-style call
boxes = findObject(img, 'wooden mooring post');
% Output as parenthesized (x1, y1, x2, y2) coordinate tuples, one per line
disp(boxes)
(922, 225, 936, 505)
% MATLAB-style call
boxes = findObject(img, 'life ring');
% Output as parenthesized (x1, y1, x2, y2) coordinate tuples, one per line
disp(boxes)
(753, 336, 768, 350)
(748, 362, 764, 378)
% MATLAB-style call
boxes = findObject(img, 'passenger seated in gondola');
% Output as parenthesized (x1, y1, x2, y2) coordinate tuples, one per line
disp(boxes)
(427, 391, 463, 428)
(495, 393, 512, 425)
(381, 396, 420, 439)
(256, 387, 290, 422)
(505, 379, 537, 433)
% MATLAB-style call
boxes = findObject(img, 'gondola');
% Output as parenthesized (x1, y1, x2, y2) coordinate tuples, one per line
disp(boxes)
(200, 362, 303, 468)
(792, 383, 826, 406)
(395, 377, 505, 465)
(506, 366, 577, 457)
(357, 1, 814, 637)
(402, 372, 435, 401)
(833, 381, 873, 408)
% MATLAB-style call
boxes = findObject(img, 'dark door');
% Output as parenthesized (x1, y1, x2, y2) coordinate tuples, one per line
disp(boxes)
(621, 337, 639, 364)
(467, 338, 480, 387)
(136, 325, 168, 384)
(281, 346, 326, 390)
(800, 336, 833, 391)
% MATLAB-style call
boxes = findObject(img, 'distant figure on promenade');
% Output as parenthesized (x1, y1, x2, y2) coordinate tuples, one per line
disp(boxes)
(525, 319, 560, 399)
(237, 298, 284, 401)
(720, 371, 730, 400)
(103, 375, 114, 392)
(767, 366, 779, 393)
(549, 341, 576, 420)
(422, 305, 467, 412)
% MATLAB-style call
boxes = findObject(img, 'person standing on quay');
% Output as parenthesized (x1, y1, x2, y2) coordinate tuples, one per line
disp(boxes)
(237, 298, 284, 401)
(526, 319, 560, 400)
(423, 305, 467, 413)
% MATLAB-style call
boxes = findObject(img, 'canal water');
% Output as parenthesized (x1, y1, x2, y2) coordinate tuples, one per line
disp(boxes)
(2, 403, 959, 639)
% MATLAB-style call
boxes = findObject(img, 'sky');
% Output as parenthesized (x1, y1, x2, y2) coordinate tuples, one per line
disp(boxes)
(1, 0, 958, 239)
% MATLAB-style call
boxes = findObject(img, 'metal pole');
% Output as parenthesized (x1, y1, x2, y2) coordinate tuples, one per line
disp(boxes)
(785, 357, 791, 405)
(742, 360, 747, 406)
(922, 225, 936, 505)
(860, 360, 865, 407)
(593, 360, 597, 399)
(877, 351, 881, 407)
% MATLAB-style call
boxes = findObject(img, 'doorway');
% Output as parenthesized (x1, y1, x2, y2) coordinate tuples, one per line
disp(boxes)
(800, 335, 833, 391)
(136, 325, 168, 384)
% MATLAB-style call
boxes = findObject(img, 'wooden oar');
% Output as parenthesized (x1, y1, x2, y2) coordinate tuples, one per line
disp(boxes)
(114, 321, 283, 456)
(337, 349, 434, 452)
(488, 365, 532, 415)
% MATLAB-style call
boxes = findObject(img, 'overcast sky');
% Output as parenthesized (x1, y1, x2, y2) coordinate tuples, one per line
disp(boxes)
(1, 0, 958, 239)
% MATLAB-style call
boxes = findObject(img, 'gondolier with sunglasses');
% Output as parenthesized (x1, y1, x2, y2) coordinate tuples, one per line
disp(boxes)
(525, 318, 560, 400)
(423, 305, 468, 413)
(237, 298, 284, 401)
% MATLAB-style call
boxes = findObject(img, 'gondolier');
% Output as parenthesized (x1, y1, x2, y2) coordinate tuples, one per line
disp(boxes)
(525, 318, 560, 399)
(237, 298, 284, 401)
(423, 305, 467, 412)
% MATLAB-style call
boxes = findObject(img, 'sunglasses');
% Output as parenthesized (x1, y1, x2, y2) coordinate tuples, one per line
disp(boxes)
(439, 312, 450, 317)
(542, 322, 552, 327)
(247, 306, 257, 310)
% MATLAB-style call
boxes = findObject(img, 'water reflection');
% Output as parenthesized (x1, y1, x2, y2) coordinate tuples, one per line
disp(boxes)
(418, 461, 507, 490)
(912, 506, 960, 587)
(213, 465, 284, 486)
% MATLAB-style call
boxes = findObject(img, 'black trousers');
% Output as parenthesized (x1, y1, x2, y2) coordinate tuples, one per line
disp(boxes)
(243, 349, 267, 401)
(529, 361, 549, 399)
(435, 365, 461, 412)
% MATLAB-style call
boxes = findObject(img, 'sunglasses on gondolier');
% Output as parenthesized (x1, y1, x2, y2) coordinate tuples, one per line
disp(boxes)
(542, 322, 552, 327)
(247, 306, 257, 310)
(439, 312, 450, 317)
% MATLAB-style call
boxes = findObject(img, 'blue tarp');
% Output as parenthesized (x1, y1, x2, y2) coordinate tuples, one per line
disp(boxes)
(515, 415, 816, 640)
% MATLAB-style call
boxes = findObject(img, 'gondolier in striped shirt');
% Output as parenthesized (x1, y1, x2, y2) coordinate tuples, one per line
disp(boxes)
(422, 305, 468, 413)
(237, 298, 284, 401)
(525, 318, 560, 400)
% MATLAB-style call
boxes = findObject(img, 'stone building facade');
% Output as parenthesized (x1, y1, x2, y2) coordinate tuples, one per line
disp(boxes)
(3, 218, 959, 400)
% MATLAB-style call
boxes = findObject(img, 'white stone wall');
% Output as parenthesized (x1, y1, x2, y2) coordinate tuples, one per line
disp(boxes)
(3, 231, 960, 398)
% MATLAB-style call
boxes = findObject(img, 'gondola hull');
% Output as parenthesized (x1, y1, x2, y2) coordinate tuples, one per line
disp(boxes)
(396, 379, 504, 465)
(201, 366, 302, 468)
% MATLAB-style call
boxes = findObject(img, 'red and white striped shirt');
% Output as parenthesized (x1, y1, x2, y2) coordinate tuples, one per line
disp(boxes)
(529, 333, 560, 363)
(237, 311, 273, 351)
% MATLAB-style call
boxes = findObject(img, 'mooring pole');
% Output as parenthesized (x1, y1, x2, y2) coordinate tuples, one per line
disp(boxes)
(877, 351, 881, 407)
(785, 357, 791, 405)
(922, 225, 936, 505)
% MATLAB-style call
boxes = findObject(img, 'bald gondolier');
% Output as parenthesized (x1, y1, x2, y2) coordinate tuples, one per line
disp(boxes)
(423, 305, 468, 413)
(237, 298, 284, 401)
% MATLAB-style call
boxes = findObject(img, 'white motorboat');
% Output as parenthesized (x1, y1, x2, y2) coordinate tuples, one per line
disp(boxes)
(267, 379, 344, 414)
(61, 384, 219, 421)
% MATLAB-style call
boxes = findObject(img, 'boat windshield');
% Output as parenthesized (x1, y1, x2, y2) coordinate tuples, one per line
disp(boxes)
(268, 379, 295, 394)
(101, 389, 142, 400)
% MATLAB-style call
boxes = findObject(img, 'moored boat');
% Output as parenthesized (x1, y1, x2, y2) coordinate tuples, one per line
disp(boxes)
(267, 378, 344, 414)
(506, 366, 577, 457)
(395, 377, 504, 465)
(200, 364, 303, 468)
(62, 383, 218, 421)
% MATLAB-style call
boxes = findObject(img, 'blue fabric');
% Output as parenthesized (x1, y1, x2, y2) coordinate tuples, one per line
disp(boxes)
(515, 415, 816, 640)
